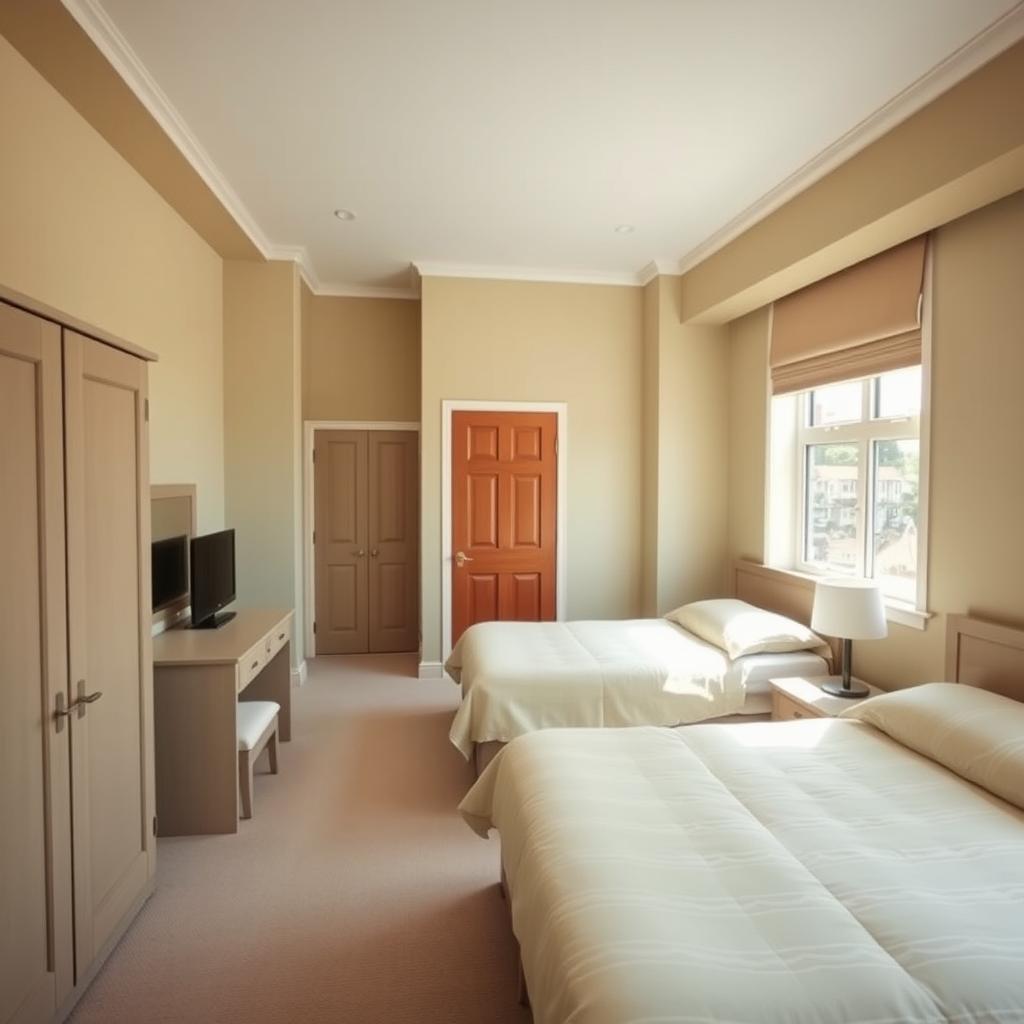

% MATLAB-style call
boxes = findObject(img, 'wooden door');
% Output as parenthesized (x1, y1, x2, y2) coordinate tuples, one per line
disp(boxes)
(368, 432, 419, 653)
(314, 430, 369, 654)
(0, 304, 74, 1024)
(64, 330, 155, 977)
(451, 411, 557, 646)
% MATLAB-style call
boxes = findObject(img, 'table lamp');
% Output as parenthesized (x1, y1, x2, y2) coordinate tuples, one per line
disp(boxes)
(811, 578, 887, 698)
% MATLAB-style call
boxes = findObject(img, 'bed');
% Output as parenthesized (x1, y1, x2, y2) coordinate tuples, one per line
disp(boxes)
(459, 614, 1024, 1024)
(447, 562, 836, 768)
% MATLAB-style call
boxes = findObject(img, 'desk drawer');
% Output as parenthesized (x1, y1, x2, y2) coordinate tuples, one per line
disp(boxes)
(239, 643, 265, 691)
(266, 621, 289, 661)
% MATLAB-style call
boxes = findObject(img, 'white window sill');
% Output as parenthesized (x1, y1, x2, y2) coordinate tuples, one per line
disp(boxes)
(768, 564, 932, 631)
(883, 599, 932, 631)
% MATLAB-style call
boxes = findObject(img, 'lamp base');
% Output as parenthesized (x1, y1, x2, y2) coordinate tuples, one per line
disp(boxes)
(820, 676, 870, 699)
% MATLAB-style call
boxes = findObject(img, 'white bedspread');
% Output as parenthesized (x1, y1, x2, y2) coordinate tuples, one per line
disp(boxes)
(446, 618, 826, 757)
(460, 723, 1024, 1024)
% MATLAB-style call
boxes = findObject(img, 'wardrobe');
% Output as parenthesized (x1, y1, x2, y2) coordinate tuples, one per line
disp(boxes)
(1, 298, 155, 1024)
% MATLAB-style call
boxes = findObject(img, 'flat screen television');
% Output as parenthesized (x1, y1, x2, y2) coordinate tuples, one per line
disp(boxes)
(189, 529, 236, 629)
(151, 534, 189, 612)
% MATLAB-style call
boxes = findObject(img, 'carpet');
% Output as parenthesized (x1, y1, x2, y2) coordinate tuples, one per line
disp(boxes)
(70, 654, 529, 1023)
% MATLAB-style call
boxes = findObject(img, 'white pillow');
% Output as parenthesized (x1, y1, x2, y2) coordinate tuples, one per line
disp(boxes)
(842, 682, 1024, 811)
(665, 598, 824, 660)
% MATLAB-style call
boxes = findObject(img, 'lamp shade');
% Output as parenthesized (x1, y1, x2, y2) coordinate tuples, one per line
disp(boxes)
(811, 578, 888, 640)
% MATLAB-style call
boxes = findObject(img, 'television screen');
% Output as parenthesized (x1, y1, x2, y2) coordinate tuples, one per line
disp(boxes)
(151, 535, 189, 612)
(189, 529, 236, 628)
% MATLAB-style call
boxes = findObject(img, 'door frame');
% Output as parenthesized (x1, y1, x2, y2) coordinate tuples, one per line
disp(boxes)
(303, 420, 420, 657)
(441, 400, 568, 661)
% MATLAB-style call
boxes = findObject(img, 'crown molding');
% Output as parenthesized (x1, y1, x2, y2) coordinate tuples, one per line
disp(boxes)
(63, 0, 274, 258)
(638, 260, 681, 285)
(413, 261, 646, 287)
(62, 0, 1024, 295)
(62, 0, 419, 301)
(315, 282, 421, 300)
(673, 2, 1024, 276)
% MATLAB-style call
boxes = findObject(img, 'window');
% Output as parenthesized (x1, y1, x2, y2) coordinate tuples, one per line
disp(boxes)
(769, 365, 928, 623)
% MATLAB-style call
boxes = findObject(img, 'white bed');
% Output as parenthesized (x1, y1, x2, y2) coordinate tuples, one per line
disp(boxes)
(446, 616, 829, 758)
(446, 562, 837, 767)
(459, 614, 1024, 1024)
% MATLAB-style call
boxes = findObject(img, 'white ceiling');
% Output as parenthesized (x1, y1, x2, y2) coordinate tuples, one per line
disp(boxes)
(74, 0, 1022, 295)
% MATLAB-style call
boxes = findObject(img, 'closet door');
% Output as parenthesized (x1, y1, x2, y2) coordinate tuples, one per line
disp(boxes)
(368, 431, 419, 653)
(64, 330, 155, 976)
(0, 305, 73, 1024)
(314, 429, 369, 654)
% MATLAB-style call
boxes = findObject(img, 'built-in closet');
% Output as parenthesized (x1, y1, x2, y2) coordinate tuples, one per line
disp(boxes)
(1, 298, 155, 1024)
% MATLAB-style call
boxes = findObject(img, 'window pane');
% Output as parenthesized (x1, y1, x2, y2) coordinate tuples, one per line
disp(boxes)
(873, 439, 919, 602)
(805, 443, 860, 573)
(809, 380, 862, 426)
(874, 365, 922, 419)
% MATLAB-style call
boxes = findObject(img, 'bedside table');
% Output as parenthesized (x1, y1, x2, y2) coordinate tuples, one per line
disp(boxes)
(770, 675, 884, 721)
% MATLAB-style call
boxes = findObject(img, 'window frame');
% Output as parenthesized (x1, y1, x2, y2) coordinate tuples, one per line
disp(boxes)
(795, 378, 920, 587)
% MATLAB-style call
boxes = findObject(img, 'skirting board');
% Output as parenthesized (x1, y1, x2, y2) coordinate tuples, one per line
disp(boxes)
(290, 660, 308, 687)
(418, 661, 444, 680)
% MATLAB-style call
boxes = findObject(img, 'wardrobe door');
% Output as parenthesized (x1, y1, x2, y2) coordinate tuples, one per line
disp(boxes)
(63, 330, 155, 977)
(0, 304, 73, 1024)
(368, 431, 419, 653)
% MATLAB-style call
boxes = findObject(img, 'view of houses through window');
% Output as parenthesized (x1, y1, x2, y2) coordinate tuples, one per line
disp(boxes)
(798, 367, 922, 603)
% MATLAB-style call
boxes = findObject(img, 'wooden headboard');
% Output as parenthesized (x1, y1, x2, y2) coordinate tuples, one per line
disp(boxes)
(945, 614, 1024, 703)
(732, 560, 840, 666)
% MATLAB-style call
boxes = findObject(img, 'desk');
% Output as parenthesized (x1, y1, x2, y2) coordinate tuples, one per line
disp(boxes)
(153, 608, 293, 835)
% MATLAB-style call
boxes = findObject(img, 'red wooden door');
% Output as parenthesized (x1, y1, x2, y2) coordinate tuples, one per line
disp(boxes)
(451, 410, 557, 645)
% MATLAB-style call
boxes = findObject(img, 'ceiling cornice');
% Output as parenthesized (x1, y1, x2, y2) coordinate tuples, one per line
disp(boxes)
(62, 0, 274, 257)
(413, 261, 647, 287)
(61, 0, 421, 300)
(61, 0, 1024, 294)
(672, 1, 1024, 276)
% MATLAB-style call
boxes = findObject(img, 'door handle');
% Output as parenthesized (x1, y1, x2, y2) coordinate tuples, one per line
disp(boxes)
(455, 550, 474, 568)
(54, 682, 103, 732)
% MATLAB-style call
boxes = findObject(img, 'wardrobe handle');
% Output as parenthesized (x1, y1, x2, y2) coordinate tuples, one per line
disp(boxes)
(370, 549, 379, 557)
(54, 683, 103, 730)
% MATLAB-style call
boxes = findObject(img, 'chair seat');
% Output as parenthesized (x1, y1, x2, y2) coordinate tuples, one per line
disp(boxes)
(237, 700, 280, 751)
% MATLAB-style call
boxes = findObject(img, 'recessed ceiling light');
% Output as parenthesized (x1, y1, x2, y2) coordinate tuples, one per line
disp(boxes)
(615, 223, 635, 234)
(333, 208, 356, 221)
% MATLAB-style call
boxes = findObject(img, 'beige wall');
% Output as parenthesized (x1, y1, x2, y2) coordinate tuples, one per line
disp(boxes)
(223, 260, 304, 665)
(0, 34, 225, 532)
(640, 281, 661, 615)
(644, 276, 731, 614)
(420, 276, 645, 663)
(725, 190, 1024, 688)
(303, 295, 421, 422)
(726, 307, 771, 564)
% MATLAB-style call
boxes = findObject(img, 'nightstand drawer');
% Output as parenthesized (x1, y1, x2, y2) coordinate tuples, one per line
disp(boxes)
(772, 691, 824, 722)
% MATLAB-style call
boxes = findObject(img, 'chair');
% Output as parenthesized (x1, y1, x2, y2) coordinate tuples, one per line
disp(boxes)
(237, 700, 280, 818)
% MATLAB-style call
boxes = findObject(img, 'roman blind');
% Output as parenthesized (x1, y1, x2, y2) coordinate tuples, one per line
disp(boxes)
(770, 235, 927, 394)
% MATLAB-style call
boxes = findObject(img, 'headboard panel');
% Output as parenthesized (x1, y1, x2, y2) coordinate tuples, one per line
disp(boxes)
(945, 614, 1024, 703)
(732, 560, 840, 667)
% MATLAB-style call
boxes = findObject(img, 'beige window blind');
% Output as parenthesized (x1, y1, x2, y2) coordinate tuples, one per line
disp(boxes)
(770, 235, 927, 394)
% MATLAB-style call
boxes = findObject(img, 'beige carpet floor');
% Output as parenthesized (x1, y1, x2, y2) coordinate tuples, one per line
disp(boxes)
(71, 655, 530, 1024)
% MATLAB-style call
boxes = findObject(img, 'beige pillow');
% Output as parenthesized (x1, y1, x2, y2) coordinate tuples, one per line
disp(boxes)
(665, 598, 824, 660)
(842, 682, 1024, 811)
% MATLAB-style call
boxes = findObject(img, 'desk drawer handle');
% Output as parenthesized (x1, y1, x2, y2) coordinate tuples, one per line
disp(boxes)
(792, 710, 803, 719)
(251, 660, 259, 671)
(278, 632, 286, 641)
